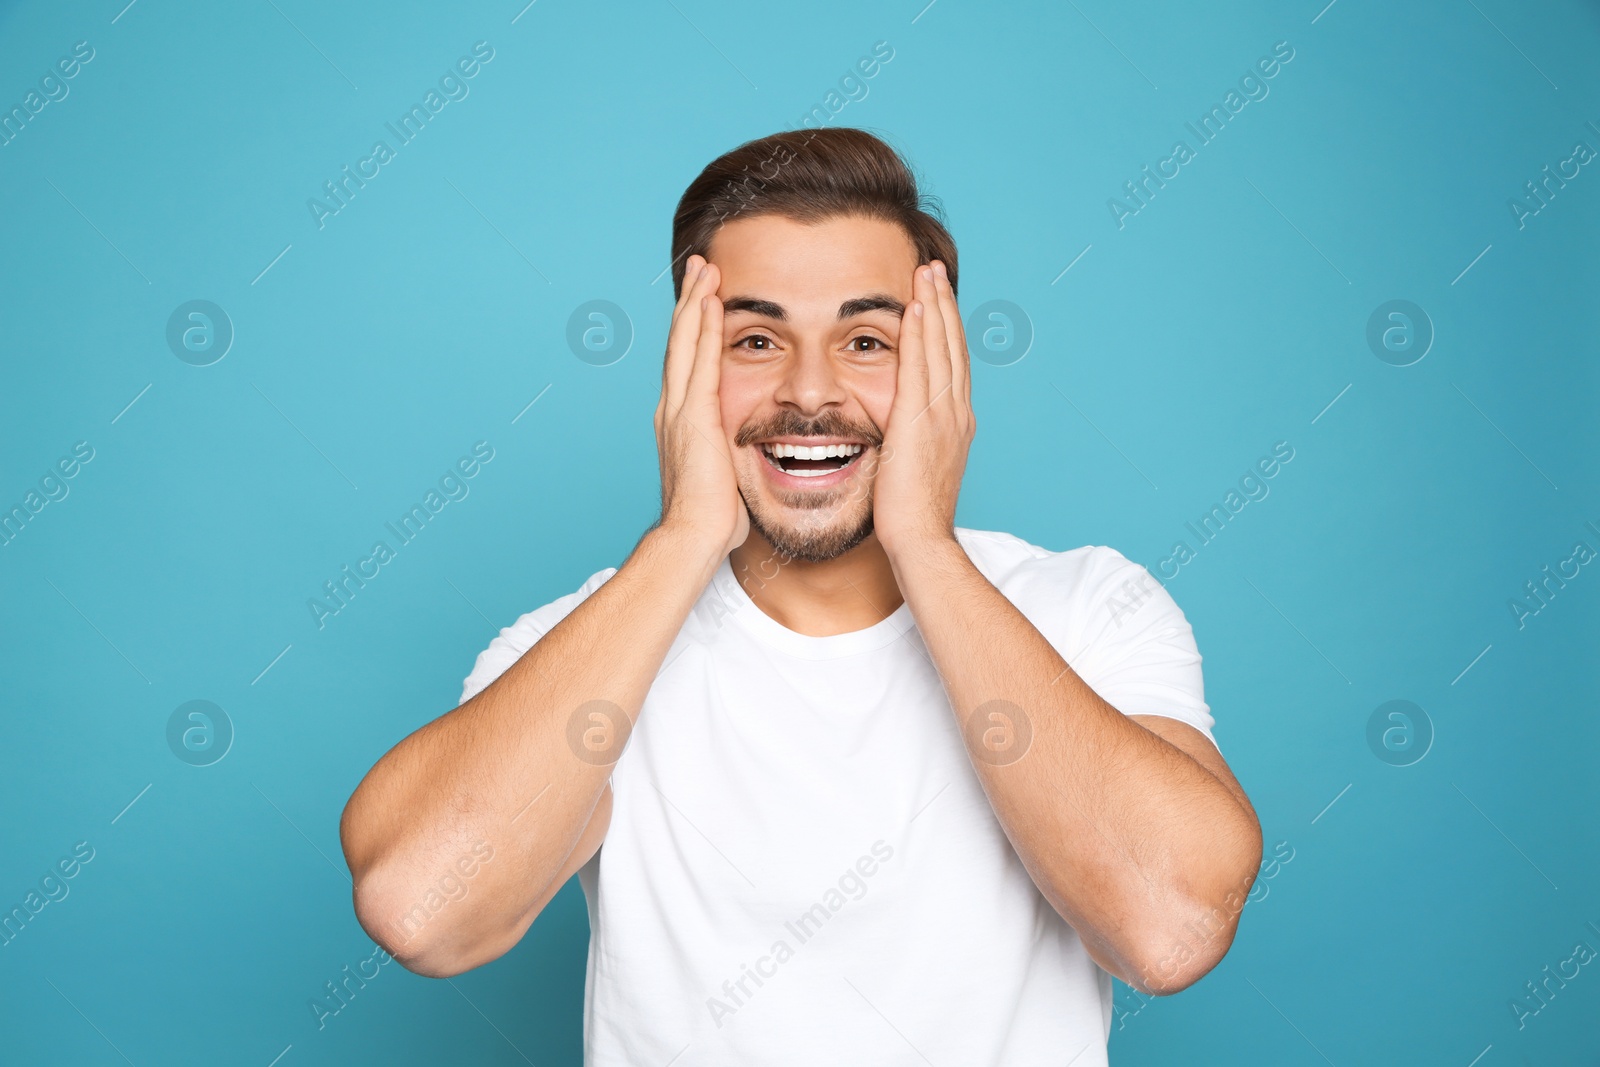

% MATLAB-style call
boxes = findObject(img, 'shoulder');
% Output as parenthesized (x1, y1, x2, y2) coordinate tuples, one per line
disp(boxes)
(458, 565, 618, 705)
(954, 526, 1200, 681)
(956, 529, 1217, 746)
(954, 527, 1158, 621)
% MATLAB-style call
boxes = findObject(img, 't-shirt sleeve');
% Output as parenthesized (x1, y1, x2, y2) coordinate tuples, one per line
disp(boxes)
(1067, 546, 1220, 753)
(458, 566, 619, 706)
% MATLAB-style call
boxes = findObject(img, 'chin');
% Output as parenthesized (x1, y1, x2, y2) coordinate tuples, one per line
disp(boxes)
(741, 480, 877, 564)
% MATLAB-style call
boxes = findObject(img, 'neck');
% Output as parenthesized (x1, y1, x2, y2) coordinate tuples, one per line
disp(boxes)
(726, 530, 904, 637)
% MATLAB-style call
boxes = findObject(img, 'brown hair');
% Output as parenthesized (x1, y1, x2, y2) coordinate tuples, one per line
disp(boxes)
(670, 127, 958, 301)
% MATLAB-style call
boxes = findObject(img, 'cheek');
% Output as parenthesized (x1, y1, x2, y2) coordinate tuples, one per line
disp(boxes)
(718, 370, 766, 441)
(854, 368, 898, 432)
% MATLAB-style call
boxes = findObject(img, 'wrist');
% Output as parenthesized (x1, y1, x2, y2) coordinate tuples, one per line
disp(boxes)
(881, 525, 963, 574)
(643, 519, 730, 585)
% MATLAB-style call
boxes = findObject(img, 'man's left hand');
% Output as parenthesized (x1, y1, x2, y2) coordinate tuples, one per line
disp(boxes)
(872, 260, 976, 559)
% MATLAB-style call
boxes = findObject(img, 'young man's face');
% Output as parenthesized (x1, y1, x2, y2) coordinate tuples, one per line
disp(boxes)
(706, 213, 921, 563)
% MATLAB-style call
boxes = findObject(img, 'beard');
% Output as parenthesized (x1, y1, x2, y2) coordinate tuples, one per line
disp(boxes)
(741, 477, 877, 563)
(733, 409, 883, 564)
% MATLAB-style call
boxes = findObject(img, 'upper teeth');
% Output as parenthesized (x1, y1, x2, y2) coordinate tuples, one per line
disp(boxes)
(762, 443, 863, 459)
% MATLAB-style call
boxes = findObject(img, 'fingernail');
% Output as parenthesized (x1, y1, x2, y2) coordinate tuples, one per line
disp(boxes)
(933, 261, 947, 279)
(913, 300, 924, 317)
(920, 266, 933, 281)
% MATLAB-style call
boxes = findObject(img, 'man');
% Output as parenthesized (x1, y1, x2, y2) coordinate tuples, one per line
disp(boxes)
(339, 127, 1262, 1065)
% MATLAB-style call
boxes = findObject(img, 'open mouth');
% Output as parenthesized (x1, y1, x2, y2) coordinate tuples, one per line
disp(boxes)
(759, 441, 865, 478)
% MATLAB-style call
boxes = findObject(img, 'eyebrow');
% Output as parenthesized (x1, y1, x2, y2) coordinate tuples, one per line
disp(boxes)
(720, 294, 905, 322)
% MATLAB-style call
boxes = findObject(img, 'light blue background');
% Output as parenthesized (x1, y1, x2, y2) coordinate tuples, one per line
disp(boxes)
(2, 0, 1597, 1063)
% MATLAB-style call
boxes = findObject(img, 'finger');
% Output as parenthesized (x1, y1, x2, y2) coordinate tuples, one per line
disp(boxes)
(931, 260, 971, 426)
(896, 283, 929, 418)
(663, 253, 704, 358)
(916, 264, 952, 416)
(664, 259, 717, 415)
(683, 282, 728, 453)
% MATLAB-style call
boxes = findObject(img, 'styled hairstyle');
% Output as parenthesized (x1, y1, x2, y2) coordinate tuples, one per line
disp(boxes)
(670, 127, 958, 300)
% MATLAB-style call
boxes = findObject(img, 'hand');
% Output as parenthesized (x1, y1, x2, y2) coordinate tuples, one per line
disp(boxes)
(872, 260, 976, 558)
(653, 254, 750, 559)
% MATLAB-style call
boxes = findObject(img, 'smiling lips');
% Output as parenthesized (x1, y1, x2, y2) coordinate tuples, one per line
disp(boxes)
(759, 440, 866, 479)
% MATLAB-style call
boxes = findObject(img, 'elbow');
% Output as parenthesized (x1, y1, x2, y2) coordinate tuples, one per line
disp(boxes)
(1124, 909, 1237, 996)
(351, 869, 470, 979)
(1128, 840, 1263, 996)
(352, 872, 444, 977)
(350, 863, 526, 980)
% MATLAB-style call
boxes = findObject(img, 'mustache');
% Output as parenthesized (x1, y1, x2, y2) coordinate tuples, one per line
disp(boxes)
(734, 410, 883, 449)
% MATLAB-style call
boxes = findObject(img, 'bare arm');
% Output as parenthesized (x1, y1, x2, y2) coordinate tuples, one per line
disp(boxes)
(339, 255, 743, 978)
(888, 538, 1261, 996)
(872, 260, 1260, 996)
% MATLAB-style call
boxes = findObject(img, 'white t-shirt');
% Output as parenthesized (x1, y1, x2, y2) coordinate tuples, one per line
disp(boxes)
(460, 527, 1218, 1066)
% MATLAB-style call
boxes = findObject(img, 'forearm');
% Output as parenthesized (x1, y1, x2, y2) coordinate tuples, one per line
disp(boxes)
(339, 522, 721, 972)
(887, 537, 1258, 989)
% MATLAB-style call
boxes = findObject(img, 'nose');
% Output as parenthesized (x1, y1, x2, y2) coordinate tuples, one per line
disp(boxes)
(771, 339, 848, 420)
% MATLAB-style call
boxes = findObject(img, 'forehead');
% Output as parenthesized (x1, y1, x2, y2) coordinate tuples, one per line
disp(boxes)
(706, 214, 919, 308)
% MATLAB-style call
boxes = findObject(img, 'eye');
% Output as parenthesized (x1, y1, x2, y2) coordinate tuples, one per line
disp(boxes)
(849, 335, 888, 353)
(733, 334, 777, 351)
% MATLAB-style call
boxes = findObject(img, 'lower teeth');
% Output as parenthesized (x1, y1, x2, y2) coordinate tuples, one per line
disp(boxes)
(769, 452, 854, 477)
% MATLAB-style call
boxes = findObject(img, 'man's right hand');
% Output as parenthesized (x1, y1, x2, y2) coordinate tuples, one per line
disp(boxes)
(654, 253, 750, 559)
